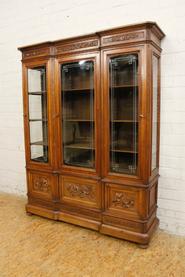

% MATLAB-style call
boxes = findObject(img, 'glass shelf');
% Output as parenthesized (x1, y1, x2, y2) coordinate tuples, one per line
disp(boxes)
(111, 120, 138, 123)
(63, 119, 94, 122)
(64, 142, 94, 150)
(111, 148, 138, 153)
(111, 84, 138, 88)
(28, 91, 46, 95)
(62, 87, 93, 92)
(29, 119, 48, 122)
(30, 141, 48, 146)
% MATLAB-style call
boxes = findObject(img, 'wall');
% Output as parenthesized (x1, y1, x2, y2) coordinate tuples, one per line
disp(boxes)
(0, 0, 185, 236)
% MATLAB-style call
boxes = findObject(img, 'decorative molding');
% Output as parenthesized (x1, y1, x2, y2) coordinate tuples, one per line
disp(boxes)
(23, 48, 49, 59)
(102, 31, 145, 45)
(56, 39, 99, 53)
(33, 176, 51, 193)
(103, 216, 140, 230)
(66, 183, 95, 200)
(112, 192, 135, 208)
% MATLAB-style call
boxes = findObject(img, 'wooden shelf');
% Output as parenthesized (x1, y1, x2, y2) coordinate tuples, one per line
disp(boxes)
(64, 142, 94, 150)
(111, 120, 138, 123)
(65, 161, 94, 168)
(28, 91, 46, 95)
(111, 148, 138, 153)
(111, 84, 138, 88)
(30, 141, 48, 146)
(111, 164, 136, 175)
(62, 87, 93, 92)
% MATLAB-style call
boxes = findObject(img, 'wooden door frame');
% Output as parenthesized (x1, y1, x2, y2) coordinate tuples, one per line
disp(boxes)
(55, 51, 101, 179)
(101, 44, 150, 185)
(22, 58, 54, 171)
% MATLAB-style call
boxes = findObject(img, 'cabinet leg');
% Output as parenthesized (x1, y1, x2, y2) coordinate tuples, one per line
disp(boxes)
(26, 211, 33, 216)
(138, 243, 149, 249)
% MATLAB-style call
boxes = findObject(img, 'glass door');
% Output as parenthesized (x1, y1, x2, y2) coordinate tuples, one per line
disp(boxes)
(61, 60, 95, 169)
(109, 54, 139, 175)
(27, 66, 49, 163)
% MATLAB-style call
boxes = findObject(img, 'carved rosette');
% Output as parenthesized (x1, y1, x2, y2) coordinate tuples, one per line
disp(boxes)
(33, 177, 51, 193)
(112, 192, 134, 208)
(66, 183, 95, 200)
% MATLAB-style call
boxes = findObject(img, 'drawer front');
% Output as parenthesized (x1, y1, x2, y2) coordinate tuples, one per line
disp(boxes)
(59, 176, 101, 209)
(27, 171, 57, 201)
(105, 183, 147, 219)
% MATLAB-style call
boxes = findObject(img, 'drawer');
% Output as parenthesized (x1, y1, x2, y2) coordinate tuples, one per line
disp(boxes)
(104, 183, 147, 219)
(27, 171, 58, 201)
(59, 176, 101, 209)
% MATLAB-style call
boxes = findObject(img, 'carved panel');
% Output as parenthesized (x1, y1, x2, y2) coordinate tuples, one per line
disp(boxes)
(33, 176, 51, 193)
(101, 31, 145, 46)
(28, 171, 56, 200)
(105, 183, 143, 218)
(56, 39, 99, 54)
(66, 183, 95, 200)
(59, 176, 101, 209)
(112, 192, 135, 208)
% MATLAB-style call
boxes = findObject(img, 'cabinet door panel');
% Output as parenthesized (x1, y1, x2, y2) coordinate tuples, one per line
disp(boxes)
(102, 47, 144, 180)
(28, 66, 48, 163)
(109, 54, 138, 175)
(58, 54, 100, 175)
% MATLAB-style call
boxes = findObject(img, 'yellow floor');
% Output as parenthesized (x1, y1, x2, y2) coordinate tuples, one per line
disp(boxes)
(0, 193, 185, 277)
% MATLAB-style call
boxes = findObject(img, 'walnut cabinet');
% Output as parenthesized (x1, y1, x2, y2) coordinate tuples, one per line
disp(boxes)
(19, 22, 165, 246)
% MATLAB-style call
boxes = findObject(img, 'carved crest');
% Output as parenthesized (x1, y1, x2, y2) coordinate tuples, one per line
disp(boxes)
(112, 192, 134, 208)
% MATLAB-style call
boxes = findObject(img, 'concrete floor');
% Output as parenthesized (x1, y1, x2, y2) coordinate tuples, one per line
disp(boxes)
(0, 192, 185, 277)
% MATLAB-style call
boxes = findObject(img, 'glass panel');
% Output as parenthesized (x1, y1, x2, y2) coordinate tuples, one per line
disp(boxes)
(28, 66, 48, 163)
(109, 54, 138, 175)
(61, 60, 94, 168)
(152, 56, 159, 170)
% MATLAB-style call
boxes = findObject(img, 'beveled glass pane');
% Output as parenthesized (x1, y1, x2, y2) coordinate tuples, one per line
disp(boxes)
(152, 56, 159, 170)
(61, 60, 94, 168)
(27, 66, 48, 163)
(109, 54, 138, 175)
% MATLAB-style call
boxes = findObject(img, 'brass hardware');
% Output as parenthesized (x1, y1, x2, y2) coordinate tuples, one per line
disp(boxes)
(139, 114, 144, 118)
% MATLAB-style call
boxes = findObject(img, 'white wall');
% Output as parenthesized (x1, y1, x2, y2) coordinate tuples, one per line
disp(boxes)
(0, 0, 185, 236)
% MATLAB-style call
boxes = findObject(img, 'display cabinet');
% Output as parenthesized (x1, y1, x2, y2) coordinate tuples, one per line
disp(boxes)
(19, 22, 165, 247)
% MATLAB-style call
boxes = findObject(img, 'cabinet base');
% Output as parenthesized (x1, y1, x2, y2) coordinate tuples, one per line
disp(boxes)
(26, 203, 159, 246)
(100, 217, 159, 245)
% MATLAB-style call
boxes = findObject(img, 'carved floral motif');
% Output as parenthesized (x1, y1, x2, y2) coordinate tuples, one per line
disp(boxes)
(66, 183, 95, 200)
(112, 192, 134, 208)
(103, 31, 144, 44)
(33, 177, 51, 193)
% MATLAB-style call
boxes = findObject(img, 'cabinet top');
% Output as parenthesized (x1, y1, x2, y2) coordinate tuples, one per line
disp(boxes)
(18, 22, 165, 59)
